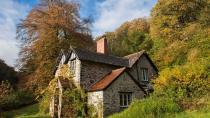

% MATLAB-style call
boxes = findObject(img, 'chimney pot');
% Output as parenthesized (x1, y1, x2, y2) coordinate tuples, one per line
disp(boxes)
(96, 36, 108, 54)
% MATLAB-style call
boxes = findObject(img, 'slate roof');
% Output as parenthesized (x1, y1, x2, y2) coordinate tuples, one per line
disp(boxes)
(124, 50, 145, 67)
(69, 48, 129, 67)
(124, 50, 158, 71)
(89, 67, 126, 91)
(54, 48, 158, 74)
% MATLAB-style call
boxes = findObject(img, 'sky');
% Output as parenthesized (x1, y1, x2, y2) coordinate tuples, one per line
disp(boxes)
(0, 0, 157, 67)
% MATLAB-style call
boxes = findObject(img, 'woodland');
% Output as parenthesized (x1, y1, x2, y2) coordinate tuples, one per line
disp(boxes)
(0, 0, 210, 118)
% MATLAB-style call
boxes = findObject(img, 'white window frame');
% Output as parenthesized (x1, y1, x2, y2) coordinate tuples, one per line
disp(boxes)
(68, 59, 76, 74)
(61, 55, 66, 64)
(141, 68, 148, 81)
(120, 92, 132, 108)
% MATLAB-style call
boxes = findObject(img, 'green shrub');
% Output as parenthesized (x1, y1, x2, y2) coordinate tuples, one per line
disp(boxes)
(0, 90, 34, 110)
(110, 95, 180, 118)
(61, 87, 88, 118)
(0, 81, 34, 110)
(39, 65, 95, 118)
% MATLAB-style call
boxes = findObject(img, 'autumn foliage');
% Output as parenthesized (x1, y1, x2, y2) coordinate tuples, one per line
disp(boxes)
(108, 0, 210, 117)
(17, 0, 94, 94)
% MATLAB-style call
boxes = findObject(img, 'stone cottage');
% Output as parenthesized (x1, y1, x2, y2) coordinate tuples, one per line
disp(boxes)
(54, 36, 158, 117)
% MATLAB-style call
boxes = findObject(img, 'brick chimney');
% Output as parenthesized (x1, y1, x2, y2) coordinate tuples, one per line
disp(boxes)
(96, 36, 108, 54)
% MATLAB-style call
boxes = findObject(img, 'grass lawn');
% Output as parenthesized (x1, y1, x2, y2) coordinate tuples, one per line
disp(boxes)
(175, 110, 210, 118)
(110, 110, 210, 118)
(1, 104, 50, 118)
(110, 111, 210, 118)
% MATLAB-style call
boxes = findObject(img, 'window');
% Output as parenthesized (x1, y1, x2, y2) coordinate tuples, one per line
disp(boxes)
(61, 55, 66, 64)
(69, 59, 76, 74)
(120, 92, 132, 107)
(141, 68, 148, 81)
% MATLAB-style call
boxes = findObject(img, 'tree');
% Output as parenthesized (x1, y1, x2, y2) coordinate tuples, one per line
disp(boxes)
(0, 59, 17, 85)
(104, 18, 153, 56)
(149, 0, 210, 68)
(150, 0, 209, 42)
(17, 0, 94, 94)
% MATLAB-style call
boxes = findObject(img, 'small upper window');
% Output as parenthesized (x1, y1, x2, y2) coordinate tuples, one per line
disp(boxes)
(141, 68, 148, 81)
(61, 55, 66, 64)
(120, 92, 132, 108)
(69, 59, 76, 74)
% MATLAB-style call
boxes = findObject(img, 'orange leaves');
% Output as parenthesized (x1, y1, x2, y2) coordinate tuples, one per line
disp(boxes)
(17, 0, 94, 93)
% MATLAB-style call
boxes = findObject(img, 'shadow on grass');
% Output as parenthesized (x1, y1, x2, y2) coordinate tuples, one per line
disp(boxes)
(1, 104, 50, 118)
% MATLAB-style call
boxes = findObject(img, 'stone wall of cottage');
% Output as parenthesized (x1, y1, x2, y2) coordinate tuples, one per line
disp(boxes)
(103, 72, 145, 117)
(80, 61, 119, 90)
(129, 55, 157, 83)
(88, 91, 104, 118)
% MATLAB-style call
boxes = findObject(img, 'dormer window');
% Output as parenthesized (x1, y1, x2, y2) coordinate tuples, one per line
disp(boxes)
(141, 68, 148, 81)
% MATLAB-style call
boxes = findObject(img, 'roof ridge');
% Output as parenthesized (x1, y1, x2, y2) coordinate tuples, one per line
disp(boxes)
(72, 48, 127, 60)
(124, 50, 145, 58)
(69, 48, 129, 67)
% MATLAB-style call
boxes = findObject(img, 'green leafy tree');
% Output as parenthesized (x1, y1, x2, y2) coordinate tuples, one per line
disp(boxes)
(104, 18, 153, 56)
(0, 59, 17, 85)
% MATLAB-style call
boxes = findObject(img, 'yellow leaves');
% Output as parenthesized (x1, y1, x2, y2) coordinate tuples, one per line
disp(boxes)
(154, 60, 210, 98)
(150, 0, 209, 42)
(56, 64, 73, 79)
(154, 68, 170, 88)
(182, 23, 199, 40)
(187, 48, 199, 62)
(154, 66, 182, 88)
(155, 41, 187, 67)
(43, 64, 74, 96)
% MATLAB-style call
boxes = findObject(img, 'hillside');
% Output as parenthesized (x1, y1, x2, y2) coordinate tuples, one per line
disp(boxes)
(105, 0, 210, 117)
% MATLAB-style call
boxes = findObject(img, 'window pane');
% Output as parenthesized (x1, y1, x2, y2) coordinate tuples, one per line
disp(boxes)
(120, 93, 132, 107)
(141, 68, 148, 81)
(120, 94, 123, 106)
(128, 94, 130, 104)
(145, 69, 148, 81)
(144, 70, 146, 80)
(146, 70, 148, 80)
(124, 94, 127, 106)
(128, 94, 131, 104)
